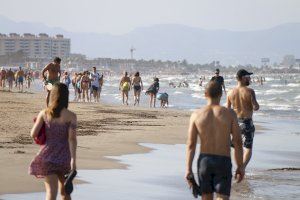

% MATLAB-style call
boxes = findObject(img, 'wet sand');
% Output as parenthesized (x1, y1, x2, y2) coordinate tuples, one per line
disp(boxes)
(0, 90, 189, 195)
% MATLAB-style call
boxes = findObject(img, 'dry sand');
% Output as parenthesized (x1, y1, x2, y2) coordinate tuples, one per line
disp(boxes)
(0, 90, 190, 194)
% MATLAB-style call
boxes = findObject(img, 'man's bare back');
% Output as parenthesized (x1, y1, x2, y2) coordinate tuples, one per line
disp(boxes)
(227, 86, 259, 119)
(190, 105, 241, 157)
(186, 81, 244, 199)
(43, 63, 60, 81)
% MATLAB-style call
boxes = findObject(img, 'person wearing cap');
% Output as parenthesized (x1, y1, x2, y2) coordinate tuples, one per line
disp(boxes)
(210, 69, 226, 94)
(226, 69, 259, 170)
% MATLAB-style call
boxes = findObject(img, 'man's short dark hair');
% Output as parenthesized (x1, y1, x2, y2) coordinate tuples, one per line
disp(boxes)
(206, 80, 222, 98)
(54, 57, 61, 63)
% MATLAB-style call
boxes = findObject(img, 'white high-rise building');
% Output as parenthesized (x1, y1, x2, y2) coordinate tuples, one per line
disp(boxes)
(0, 33, 70, 59)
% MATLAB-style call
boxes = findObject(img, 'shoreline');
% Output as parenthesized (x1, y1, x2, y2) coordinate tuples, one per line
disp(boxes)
(0, 90, 190, 195)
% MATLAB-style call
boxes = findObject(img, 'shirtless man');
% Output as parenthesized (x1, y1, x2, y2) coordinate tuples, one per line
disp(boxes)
(42, 57, 61, 106)
(119, 71, 131, 105)
(16, 67, 25, 92)
(186, 81, 244, 200)
(6, 68, 15, 91)
(226, 69, 259, 169)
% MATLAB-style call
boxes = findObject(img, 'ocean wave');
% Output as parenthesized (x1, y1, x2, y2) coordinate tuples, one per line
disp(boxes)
(287, 83, 300, 87)
(295, 95, 300, 99)
(191, 93, 204, 99)
(173, 91, 183, 94)
(270, 84, 285, 88)
(265, 89, 290, 95)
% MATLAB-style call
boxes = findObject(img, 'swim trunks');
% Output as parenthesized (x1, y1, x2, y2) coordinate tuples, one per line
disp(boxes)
(134, 85, 141, 92)
(92, 85, 98, 92)
(197, 153, 232, 196)
(238, 118, 255, 149)
(18, 76, 24, 83)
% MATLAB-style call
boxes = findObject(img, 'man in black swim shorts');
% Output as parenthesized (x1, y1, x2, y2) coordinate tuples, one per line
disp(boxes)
(186, 81, 244, 200)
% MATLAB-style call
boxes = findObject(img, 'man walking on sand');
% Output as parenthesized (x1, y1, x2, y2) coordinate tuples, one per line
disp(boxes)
(186, 81, 244, 200)
(227, 69, 259, 169)
(42, 57, 61, 106)
(90, 67, 101, 102)
(16, 67, 25, 92)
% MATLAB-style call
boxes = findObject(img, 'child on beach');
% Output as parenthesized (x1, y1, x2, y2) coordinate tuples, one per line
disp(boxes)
(29, 83, 77, 200)
(157, 92, 169, 108)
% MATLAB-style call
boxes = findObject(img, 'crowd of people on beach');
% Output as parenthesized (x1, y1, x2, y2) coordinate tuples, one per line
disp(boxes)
(1, 56, 260, 200)
(0, 66, 35, 92)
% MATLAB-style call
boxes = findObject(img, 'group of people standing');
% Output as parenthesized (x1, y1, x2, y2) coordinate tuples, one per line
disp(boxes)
(119, 71, 168, 108)
(0, 66, 34, 92)
(70, 67, 104, 103)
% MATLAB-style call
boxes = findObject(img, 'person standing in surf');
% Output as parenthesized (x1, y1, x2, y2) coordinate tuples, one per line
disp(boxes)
(131, 71, 143, 106)
(226, 69, 260, 170)
(186, 81, 244, 200)
(119, 71, 131, 105)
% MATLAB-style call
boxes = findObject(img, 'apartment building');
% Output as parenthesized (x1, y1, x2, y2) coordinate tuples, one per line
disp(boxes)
(0, 33, 70, 59)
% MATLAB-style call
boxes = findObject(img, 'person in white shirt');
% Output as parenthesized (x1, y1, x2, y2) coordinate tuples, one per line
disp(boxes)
(89, 67, 100, 102)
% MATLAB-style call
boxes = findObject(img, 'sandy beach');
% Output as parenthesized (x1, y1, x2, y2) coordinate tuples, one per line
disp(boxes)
(0, 90, 189, 195)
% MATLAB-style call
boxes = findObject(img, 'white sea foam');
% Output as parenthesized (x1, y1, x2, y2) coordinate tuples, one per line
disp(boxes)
(295, 95, 300, 99)
(265, 89, 289, 95)
(270, 84, 285, 88)
(173, 91, 183, 94)
(191, 93, 204, 99)
(287, 83, 300, 87)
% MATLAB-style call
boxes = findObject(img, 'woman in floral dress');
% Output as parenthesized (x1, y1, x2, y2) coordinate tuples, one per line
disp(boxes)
(29, 83, 77, 200)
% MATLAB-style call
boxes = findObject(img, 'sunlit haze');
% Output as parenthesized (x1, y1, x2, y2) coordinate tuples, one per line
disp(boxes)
(1, 0, 300, 34)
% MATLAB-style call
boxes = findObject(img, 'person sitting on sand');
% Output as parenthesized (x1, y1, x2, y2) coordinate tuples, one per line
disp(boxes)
(42, 57, 62, 106)
(29, 83, 77, 200)
(119, 71, 131, 105)
(146, 77, 159, 108)
(131, 71, 143, 106)
(227, 69, 259, 170)
(186, 81, 244, 200)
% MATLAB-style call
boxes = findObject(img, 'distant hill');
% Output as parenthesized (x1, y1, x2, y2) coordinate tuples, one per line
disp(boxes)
(1, 15, 299, 65)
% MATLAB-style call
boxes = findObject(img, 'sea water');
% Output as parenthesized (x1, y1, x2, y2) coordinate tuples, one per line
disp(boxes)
(2, 73, 299, 199)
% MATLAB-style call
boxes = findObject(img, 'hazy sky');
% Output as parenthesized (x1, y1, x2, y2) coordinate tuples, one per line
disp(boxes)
(1, 0, 300, 34)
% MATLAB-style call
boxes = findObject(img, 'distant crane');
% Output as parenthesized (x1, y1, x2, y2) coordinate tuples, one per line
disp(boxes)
(130, 46, 136, 59)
